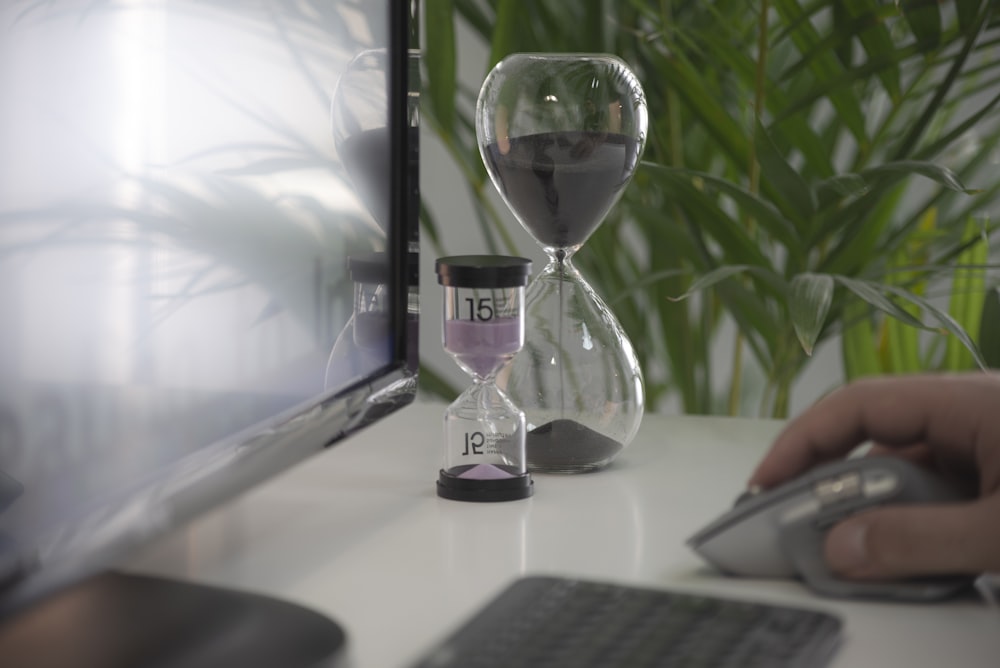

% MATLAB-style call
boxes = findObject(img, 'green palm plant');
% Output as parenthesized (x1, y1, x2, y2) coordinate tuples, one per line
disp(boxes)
(421, 0, 1000, 416)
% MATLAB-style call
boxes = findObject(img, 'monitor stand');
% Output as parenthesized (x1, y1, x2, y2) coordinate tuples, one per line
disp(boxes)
(0, 571, 346, 667)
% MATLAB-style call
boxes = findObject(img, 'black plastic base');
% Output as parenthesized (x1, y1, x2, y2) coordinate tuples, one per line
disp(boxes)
(437, 467, 534, 502)
(0, 571, 346, 668)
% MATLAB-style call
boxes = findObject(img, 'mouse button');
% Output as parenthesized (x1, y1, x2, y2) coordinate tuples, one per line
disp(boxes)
(813, 471, 863, 506)
(809, 468, 906, 530)
(777, 496, 821, 527)
(693, 526, 796, 579)
(729, 473, 818, 516)
(692, 481, 815, 547)
(860, 468, 901, 498)
(690, 506, 797, 579)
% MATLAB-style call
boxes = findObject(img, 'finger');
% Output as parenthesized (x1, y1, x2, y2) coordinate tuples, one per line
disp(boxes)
(749, 373, 1000, 489)
(866, 443, 980, 493)
(865, 443, 933, 467)
(823, 499, 1000, 578)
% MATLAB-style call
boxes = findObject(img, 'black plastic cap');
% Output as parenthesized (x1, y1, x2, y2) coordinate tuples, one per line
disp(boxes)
(437, 468, 534, 502)
(435, 255, 532, 288)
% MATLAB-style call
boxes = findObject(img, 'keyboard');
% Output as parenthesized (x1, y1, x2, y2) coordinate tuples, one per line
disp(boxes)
(413, 576, 842, 668)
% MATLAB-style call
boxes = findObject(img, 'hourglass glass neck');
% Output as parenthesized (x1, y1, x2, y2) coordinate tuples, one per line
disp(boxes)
(540, 247, 584, 279)
(545, 245, 581, 262)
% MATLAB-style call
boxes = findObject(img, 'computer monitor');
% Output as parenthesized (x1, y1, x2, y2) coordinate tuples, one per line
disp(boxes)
(0, 1, 418, 665)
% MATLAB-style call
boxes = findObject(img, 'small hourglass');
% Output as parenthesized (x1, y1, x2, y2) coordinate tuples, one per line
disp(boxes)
(436, 255, 533, 502)
(477, 53, 648, 473)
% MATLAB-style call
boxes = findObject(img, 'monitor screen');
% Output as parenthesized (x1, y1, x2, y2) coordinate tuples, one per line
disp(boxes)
(0, 0, 418, 616)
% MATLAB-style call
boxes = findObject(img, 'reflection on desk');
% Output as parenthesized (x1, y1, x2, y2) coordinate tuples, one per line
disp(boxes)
(127, 401, 1000, 668)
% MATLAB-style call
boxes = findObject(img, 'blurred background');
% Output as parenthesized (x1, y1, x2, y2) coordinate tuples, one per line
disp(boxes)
(417, 0, 1000, 418)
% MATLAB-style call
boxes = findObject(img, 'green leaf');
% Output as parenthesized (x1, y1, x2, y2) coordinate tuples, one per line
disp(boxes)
(608, 268, 688, 305)
(816, 173, 868, 199)
(754, 120, 816, 227)
(424, 0, 456, 133)
(832, 1, 854, 68)
(771, 0, 869, 145)
(882, 284, 987, 369)
(660, 261, 785, 364)
(715, 280, 781, 368)
(862, 161, 976, 193)
(452, 0, 494, 38)
(642, 170, 781, 275)
(898, 0, 942, 52)
(775, 42, 915, 128)
(956, 0, 986, 34)
(832, 277, 926, 329)
(668, 265, 753, 302)
(842, 300, 882, 379)
(765, 107, 837, 182)
(641, 163, 802, 253)
(488, 0, 519, 70)
(817, 182, 906, 275)
(790, 273, 834, 355)
(917, 87, 1000, 162)
(642, 48, 750, 171)
(583, 0, 606, 50)
(979, 287, 1000, 368)
(816, 161, 973, 253)
(892, 6, 989, 160)
(843, 0, 902, 100)
(884, 248, 922, 373)
(944, 220, 988, 369)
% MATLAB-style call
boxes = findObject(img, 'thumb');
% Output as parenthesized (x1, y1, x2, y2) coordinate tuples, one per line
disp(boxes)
(823, 501, 999, 579)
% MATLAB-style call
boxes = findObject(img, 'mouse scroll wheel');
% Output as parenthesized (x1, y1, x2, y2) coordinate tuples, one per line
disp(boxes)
(814, 472, 862, 506)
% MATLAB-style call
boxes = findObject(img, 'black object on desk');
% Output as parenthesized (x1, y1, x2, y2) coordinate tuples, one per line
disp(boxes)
(413, 575, 842, 668)
(0, 572, 345, 668)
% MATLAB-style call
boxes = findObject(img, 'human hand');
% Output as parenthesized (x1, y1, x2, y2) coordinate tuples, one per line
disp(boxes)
(749, 372, 1000, 580)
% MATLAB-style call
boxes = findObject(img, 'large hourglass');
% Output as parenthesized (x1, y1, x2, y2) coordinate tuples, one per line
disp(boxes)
(477, 53, 647, 473)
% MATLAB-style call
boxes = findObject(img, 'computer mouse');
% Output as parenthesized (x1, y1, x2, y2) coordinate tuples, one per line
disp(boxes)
(687, 456, 976, 601)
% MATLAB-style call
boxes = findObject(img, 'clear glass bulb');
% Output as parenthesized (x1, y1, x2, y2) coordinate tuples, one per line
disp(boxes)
(478, 53, 648, 472)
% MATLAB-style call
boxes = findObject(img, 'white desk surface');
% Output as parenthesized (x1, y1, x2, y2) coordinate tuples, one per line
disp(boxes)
(128, 400, 1000, 667)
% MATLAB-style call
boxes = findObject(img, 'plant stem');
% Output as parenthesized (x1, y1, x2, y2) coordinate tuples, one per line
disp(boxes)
(730, 0, 771, 416)
(660, 0, 701, 412)
(767, 329, 801, 418)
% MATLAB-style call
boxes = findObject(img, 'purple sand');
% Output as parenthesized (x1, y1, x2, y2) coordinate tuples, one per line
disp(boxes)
(484, 131, 639, 248)
(444, 317, 521, 378)
(456, 463, 517, 480)
(526, 419, 623, 470)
